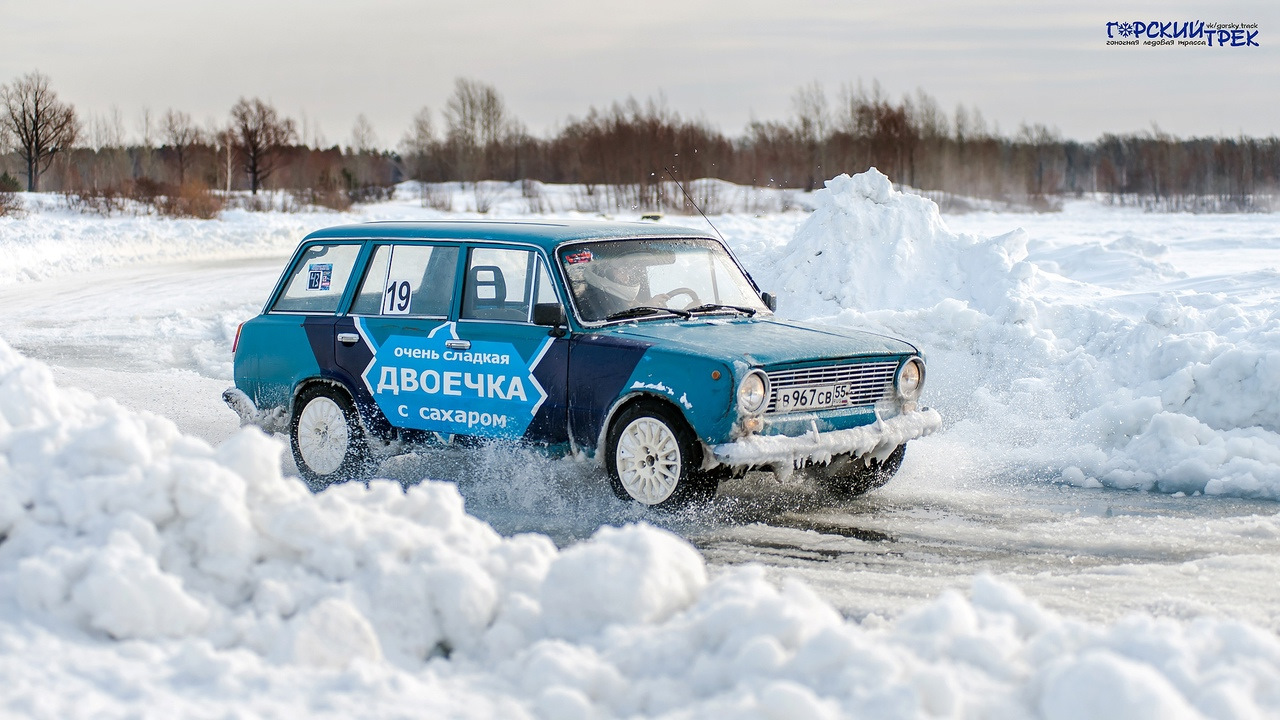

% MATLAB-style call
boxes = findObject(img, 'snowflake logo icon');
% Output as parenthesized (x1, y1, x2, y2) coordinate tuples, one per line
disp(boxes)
(1118, 22, 1134, 37)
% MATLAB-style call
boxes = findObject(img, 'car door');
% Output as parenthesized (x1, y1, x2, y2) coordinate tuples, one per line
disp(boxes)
(336, 240, 569, 445)
(452, 244, 569, 445)
(333, 240, 461, 438)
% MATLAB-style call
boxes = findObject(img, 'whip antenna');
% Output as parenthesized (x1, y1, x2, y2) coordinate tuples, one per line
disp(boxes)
(663, 166, 725, 244)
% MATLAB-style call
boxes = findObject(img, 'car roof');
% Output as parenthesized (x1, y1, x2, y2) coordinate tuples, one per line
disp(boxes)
(302, 219, 718, 253)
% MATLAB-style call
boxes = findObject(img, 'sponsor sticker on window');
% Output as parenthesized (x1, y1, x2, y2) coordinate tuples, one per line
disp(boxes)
(307, 263, 333, 291)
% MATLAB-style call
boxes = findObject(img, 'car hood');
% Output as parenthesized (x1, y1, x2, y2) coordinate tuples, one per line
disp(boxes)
(595, 316, 918, 367)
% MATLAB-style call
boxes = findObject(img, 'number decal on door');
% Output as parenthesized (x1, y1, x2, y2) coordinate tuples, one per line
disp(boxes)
(383, 280, 412, 314)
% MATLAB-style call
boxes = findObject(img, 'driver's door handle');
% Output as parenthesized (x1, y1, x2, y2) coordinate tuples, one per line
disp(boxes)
(337, 332, 360, 344)
(445, 339, 471, 350)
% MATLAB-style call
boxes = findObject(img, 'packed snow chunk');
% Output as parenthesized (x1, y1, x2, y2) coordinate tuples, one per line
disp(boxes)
(291, 597, 383, 668)
(511, 640, 627, 717)
(69, 530, 211, 639)
(1175, 343, 1280, 435)
(1091, 412, 1280, 499)
(757, 680, 839, 720)
(539, 523, 707, 638)
(772, 168, 1034, 317)
(1039, 650, 1198, 720)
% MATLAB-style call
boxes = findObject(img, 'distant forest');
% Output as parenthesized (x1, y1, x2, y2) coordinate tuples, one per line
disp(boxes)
(2, 73, 1277, 215)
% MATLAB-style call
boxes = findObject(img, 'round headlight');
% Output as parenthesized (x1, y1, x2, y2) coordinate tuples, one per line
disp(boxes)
(737, 370, 769, 415)
(897, 357, 925, 400)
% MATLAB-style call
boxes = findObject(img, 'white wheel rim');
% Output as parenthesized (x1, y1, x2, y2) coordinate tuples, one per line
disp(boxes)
(297, 396, 350, 476)
(616, 417, 682, 505)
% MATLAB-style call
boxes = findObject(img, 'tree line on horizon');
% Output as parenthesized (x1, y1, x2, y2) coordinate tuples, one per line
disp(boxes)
(1, 71, 1277, 216)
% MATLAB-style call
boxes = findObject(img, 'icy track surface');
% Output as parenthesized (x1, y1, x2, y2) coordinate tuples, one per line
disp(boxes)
(2, 178, 1280, 717)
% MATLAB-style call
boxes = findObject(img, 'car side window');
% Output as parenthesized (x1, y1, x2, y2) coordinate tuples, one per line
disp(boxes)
(351, 244, 459, 317)
(271, 243, 362, 314)
(461, 247, 537, 322)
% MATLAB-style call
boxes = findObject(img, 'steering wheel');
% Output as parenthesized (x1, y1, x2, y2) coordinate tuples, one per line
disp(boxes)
(649, 287, 701, 310)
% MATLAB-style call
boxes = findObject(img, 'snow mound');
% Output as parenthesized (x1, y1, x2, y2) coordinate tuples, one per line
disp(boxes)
(754, 169, 1280, 500)
(773, 169, 1034, 319)
(4, 340, 1280, 717)
(0, 211, 315, 285)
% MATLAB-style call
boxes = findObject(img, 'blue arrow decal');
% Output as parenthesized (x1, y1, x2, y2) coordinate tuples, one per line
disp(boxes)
(358, 320, 551, 439)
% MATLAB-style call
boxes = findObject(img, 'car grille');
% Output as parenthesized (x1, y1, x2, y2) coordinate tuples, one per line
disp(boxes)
(765, 360, 899, 414)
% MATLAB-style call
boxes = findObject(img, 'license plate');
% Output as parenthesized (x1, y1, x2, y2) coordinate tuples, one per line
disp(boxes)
(773, 383, 852, 412)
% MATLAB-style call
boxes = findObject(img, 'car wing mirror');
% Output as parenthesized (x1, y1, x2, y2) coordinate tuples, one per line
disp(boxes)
(533, 302, 568, 336)
(761, 292, 778, 312)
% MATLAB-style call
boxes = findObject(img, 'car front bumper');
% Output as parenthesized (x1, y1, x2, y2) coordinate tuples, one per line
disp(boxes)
(708, 407, 943, 471)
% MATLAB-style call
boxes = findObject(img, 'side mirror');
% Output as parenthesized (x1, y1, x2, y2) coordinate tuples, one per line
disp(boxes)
(761, 292, 778, 312)
(533, 302, 568, 336)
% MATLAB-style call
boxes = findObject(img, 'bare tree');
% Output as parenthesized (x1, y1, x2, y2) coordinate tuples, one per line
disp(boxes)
(345, 114, 380, 186)
(77, 106, 129, 192)
(229, 97, 296, 194)
(400, 106, 437, 182)
(1, 71, 78, 191)
(137, 107, 155, 147)
(1017, 122, 1062, 199)
(350, 113, 378, 154)
(216, 125, 236, 193)
(135, 106, 156, 179)
(791, 81, 828, 190)
(88, 106, 125, 150)
(444, 78, 510, 181)
(162, 109, 202, 185)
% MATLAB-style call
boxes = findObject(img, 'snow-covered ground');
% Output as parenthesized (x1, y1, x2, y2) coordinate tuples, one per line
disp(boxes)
(2, 176, 1280, 717)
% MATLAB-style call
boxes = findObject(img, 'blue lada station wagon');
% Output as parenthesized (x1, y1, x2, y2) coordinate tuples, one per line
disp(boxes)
(224, 220, 943, 508)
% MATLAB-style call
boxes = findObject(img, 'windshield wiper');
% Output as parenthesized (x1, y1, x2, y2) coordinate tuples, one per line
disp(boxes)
(604, 306, 692, 322)
(685, 303, 757, 317)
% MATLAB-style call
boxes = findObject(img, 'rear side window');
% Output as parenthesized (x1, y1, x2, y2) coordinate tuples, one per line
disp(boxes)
(271, 243, 362, 314)
(351, 244, 460, 317)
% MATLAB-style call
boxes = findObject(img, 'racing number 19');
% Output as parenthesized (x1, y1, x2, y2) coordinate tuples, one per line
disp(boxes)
(383, 280, 412, 314)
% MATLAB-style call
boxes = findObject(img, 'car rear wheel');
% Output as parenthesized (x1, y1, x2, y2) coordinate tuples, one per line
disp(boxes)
(815, 444, 907, 497)
(290, 385, 375, 489)
(606, 402, 715, 508)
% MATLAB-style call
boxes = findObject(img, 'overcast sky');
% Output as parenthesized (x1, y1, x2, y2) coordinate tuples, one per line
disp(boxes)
(3, 0, 1276, 149)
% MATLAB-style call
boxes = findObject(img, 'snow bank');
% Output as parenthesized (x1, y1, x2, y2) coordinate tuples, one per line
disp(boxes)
(755, 170, 1280, 500)
(0, 181, 799, 287)
(0, 208, 318, 285)
(774, 169, 1034, 319)
(4, 340, 1280, 717)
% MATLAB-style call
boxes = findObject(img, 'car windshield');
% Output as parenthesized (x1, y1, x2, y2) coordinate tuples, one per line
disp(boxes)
(559, 238, 768, 323)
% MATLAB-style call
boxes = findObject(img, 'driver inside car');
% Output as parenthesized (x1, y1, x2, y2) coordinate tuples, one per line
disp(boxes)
(588, 261, 644, 304)
(570, 258, 657, 319)
(568, 252, 699, 321)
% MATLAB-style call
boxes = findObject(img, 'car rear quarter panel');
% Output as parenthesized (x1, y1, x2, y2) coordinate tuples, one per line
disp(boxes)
(233, 315, 323, 413)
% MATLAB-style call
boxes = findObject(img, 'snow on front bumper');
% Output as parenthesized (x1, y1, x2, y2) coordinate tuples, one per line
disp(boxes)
(709, 407, 943, 470)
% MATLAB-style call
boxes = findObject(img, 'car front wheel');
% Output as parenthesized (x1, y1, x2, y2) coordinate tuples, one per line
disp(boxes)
(606, 402, 715, 508)
(290, 385, 375, 489)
